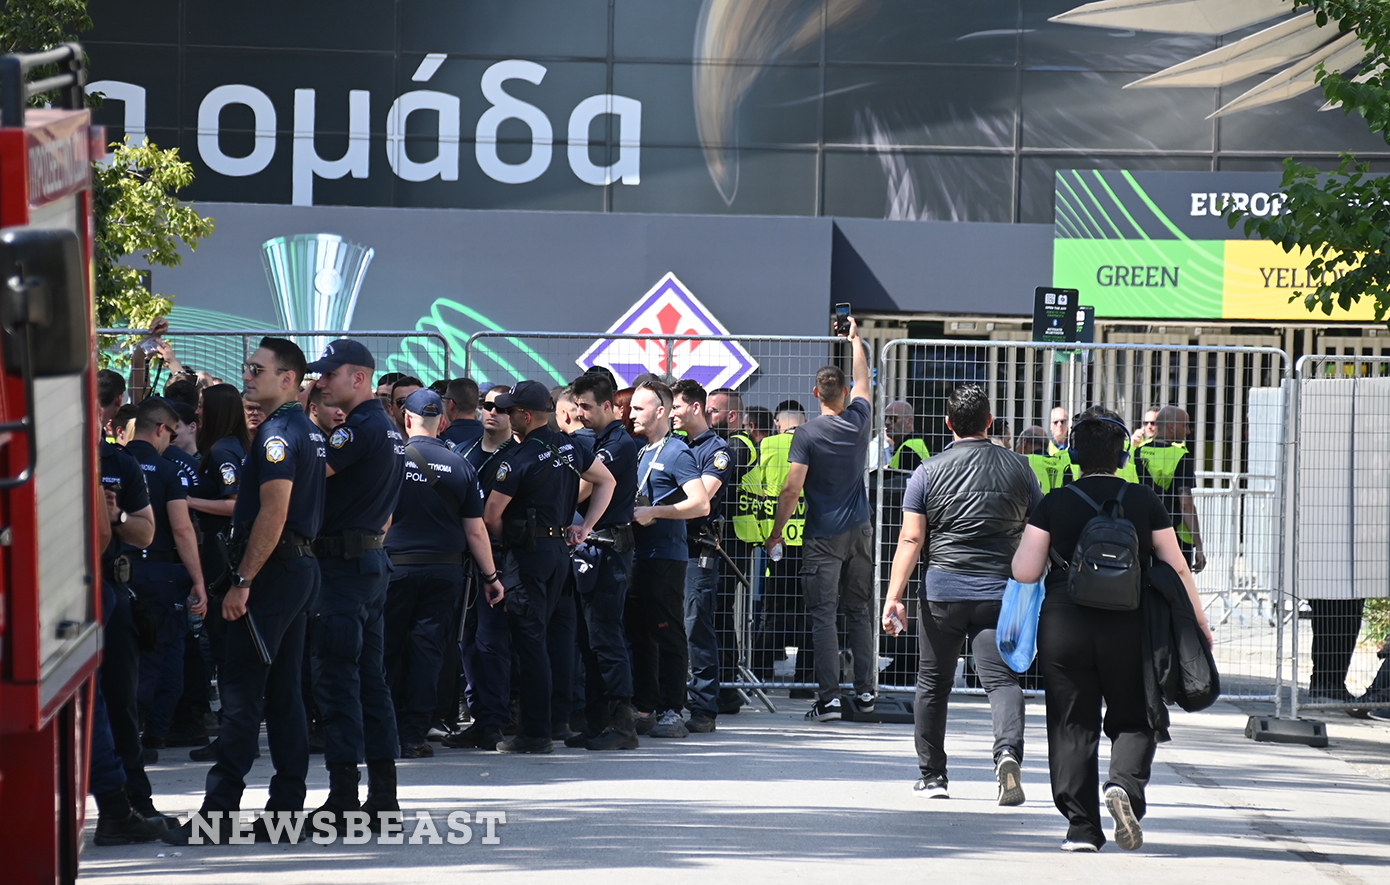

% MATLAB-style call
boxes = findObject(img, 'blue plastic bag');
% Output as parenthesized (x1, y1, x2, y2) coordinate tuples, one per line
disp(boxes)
(996, 578, 1044, 673)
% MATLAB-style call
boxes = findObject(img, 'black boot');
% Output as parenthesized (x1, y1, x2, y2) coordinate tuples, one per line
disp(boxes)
(565, 700, 610, 747)
(360, 759, 400, 832)
(310, 762, 361, 832)
(94, 788, 164, 846)
(585, 700, 639, 751)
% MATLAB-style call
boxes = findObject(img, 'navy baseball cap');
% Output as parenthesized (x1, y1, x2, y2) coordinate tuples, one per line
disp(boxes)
(495, 380, 553, 412)
(401, 388, 444, 418)
(305, 338, 375, 373)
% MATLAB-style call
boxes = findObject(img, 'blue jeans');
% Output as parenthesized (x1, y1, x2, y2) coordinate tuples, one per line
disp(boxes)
(312, 550, 398, 765)
(684, 558, 721, 718)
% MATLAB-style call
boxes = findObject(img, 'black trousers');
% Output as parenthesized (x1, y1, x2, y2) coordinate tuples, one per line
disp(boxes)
(384, 563, 464, 746)
(1309, 599, 1365, 693)
(503, 538, 570, 740)
(462, 570, 512, 728)
(204, 556, 318, 813)
(627, 557, 689, 714)
(1037, 595, 1155, 848)
(100, 586, 155, 807)
(548, 585, 578, 731)
(578, 546, 635, 722)
(914, 598, 1024, 779)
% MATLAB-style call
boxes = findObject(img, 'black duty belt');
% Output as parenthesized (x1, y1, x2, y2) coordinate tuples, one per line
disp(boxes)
(534, 526, 568, 538)
(274, 534, 316, 561)
(140, 549, 181, 564)
(390, 552, 465, 566)
(313, 533, 386, 559)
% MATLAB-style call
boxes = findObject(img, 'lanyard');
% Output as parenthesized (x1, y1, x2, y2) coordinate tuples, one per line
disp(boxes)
(639, 435, 670, 498)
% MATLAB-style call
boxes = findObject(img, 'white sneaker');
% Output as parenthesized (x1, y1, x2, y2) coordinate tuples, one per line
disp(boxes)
(995, 752, 1025, 806)
(1061, 840, 1099, 853)
(648, 709, 689, 739)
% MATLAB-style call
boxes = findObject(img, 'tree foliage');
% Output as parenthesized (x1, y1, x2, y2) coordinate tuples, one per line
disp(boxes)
(1229, 1, 1390, 321)
(93, 139, 216, 333)
(0, 0, 90, 54)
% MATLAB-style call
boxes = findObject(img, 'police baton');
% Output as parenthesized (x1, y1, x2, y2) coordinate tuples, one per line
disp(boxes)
(245, 610, 272, 666)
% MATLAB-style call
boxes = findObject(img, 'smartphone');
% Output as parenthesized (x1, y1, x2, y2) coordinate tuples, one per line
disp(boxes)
(833, 303, 851, 336)
(138, 335, 160, 355)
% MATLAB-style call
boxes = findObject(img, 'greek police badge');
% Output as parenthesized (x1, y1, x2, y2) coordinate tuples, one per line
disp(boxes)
(329, 427, 352, 449)
(496, 462, 510, 483)
(714, 451, 730, 471)
(221, 463, 237, 485)
(265, 436, 288, 463)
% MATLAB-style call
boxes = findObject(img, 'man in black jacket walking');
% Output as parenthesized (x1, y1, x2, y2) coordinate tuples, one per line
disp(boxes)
(883, 384, 1041, 805)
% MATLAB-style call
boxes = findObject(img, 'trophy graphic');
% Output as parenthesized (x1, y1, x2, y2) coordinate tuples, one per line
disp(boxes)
(261, 234, 374, 358)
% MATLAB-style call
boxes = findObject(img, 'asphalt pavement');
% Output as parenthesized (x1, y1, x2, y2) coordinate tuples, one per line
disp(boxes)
(80, 695, 1390, 883)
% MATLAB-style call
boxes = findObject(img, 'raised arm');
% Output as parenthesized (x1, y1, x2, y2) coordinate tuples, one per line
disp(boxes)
(847, 317, 870, 404)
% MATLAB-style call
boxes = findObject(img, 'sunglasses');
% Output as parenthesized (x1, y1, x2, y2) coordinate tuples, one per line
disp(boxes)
(1052, 419, 1068, 425)
(395, 397, 408, 408)
(1143, 420, 1157, 426)
(243, 361, 283, 377)
(480, 401, 501, 411)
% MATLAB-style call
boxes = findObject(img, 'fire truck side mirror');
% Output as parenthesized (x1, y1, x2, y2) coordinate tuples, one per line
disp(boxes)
(0, 226, 88, 376)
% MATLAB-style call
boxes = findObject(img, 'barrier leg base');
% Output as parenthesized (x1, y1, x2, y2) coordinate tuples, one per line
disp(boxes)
(1245, 715, 1328, 748)
(842, 694, 914, 724)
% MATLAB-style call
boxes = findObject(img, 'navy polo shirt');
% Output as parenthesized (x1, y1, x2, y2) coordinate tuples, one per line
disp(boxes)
(463, 437, 515, 495)
(192, 437, 244, 539)
(489, 427, 593, 528)
(125, 439, 188, 555)
(101, 439, 149, 565)
(685, 428, 732, 557)
(440, 418, 484, 451)
(584, 419, 638, 528)
(634, 434, 701, 561)
(387, 435, 485, 556)
(232, 402, 326, 541)
(164, 445, 200, 495)
(322, 397, 405, 536)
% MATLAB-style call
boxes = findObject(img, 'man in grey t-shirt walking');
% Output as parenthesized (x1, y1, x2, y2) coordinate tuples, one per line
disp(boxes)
(883, 383, 1041, 805)
(767, 317, 876, 722)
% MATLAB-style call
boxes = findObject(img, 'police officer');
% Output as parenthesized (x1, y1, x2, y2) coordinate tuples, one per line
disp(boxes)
(95, 417, 170, 842)
(384, 389, 504, 758)
(163, 337, 325, 846)
(306, 339, 405, 828)
(671, 380, 732, 733)
(125, 397, 207, 753)
(567, 371, 641, 750)
(444, 384, 518, 750)
(485, 380, 616, 753)
(163, 401, 202, 492)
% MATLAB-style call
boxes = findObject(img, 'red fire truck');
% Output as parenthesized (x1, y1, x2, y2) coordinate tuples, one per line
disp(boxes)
(0, 44, 106, 884)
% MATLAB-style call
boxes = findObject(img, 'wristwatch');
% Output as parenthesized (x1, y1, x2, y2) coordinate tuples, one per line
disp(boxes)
(232, 571, 252, 589)
(112, 510, 127, 526)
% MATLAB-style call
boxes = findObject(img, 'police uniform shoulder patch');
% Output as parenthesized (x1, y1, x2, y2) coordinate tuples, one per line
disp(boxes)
(713, 451, 730, 471)
(329, 427, 352, 449)
(496, 462, 511, 482)
(220, 463, 237, 485)
(265, 436, 288, 463)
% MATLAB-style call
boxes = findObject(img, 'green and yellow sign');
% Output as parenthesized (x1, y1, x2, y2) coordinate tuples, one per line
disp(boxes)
(1053, 170, 1374, 321)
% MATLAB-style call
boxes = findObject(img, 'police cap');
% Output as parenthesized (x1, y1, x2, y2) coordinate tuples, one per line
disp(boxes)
(402, 388, 444, 418)
(305, 338, 375, 374)
(494, 379, 553, 412)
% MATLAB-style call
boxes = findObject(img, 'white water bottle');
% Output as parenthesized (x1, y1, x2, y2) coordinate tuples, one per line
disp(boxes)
(769, 540, 785, 563)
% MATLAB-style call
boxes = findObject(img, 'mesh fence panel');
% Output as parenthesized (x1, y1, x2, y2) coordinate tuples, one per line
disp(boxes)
(875, 339, 1290, 702)
(100, 329, 455, 386)
(465, 332, 863, 696)
(1291, 355, 1390, 714)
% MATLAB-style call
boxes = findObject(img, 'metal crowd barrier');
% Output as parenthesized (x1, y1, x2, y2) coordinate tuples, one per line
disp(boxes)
(873, 339, 1292, 706)
(99, 328, 453, 385)
(1288, 354, 1390, 717)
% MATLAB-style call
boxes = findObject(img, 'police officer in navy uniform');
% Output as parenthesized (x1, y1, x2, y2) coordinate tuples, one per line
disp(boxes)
(163, 336, 326, 846)
(567, 371, 642, 750)
(124, 397, 208, 753)
(485, 380, 617, 753)
(305, 339, 406, 828)
(384, 389, 504, 758)
(444, 384, 517, 750)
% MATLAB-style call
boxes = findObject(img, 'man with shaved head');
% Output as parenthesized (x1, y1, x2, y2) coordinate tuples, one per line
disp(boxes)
(1135, 405, 1204, 573)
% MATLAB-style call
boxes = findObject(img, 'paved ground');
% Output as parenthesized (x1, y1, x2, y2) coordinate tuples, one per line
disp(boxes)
(81, 695, 1390, 883)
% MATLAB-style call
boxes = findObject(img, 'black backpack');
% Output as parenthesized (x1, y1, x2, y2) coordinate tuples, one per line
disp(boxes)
(1051, 485, 1142, 611)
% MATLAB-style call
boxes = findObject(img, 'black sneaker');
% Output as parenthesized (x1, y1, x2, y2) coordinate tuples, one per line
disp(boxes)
(685, 713, 717, 734)
(634, 712, 657, 735)
(996, 753, 1025, 806)
(914, 775, 949, 799)
(805, 698, 841, 722)
(1104, 784, 1143, 851)
(1367, 708, 1390, 722)
(496, 736, 554, 754)
(94, 810, 165, 846)
(851, 692, 876, 715)
(443, 722, 503, 750)
(400, 741, 434, 758)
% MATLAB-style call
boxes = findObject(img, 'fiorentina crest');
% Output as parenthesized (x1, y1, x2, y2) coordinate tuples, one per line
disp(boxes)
(576, 273, 759, 388)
